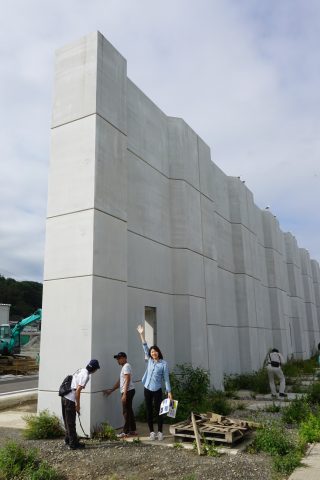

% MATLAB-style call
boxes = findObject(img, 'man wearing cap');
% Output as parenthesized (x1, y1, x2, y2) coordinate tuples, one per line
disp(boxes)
(62, 359, 100, 449)
(103, 352, 136, 438)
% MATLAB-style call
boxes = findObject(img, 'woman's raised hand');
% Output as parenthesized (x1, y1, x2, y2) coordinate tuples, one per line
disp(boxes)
(137, 324, 144, 335)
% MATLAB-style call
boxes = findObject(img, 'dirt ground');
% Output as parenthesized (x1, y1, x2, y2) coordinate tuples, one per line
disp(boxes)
(0, 425, 273, 480)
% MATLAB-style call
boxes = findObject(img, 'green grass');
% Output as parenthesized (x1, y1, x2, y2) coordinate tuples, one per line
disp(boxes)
(224, 369, 269, 394)
(299, 413, 320, 443)
(0, 441, 63, 480)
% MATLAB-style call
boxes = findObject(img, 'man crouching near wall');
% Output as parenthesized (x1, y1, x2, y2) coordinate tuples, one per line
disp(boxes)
(62, 359, 100, 449)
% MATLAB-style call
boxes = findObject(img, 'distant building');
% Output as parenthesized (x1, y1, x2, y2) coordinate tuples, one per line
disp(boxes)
(0, 304, 10, 324)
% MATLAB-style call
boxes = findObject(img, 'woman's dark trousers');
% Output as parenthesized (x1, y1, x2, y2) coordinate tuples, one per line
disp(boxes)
(144, 387, 163, 433)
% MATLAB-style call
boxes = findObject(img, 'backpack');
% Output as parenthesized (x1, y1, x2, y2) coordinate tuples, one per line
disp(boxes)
(269, 353, 280, 368)
(58, 374, 73, 397)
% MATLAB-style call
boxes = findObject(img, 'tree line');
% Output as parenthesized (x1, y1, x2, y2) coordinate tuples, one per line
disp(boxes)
(0, 274, 42, 321)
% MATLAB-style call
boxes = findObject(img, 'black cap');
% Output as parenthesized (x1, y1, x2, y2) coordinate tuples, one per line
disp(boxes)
(113, 352, 127, 359)
(87, 359, 100, 370)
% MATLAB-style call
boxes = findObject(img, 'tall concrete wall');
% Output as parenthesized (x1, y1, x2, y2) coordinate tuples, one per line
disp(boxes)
(39, 32, 320, 432)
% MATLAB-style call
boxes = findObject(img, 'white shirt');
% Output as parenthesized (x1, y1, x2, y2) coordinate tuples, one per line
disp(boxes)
(64, 368, 90, 402)
(120, 363, 134, 393)
(268, 351, 285, 365)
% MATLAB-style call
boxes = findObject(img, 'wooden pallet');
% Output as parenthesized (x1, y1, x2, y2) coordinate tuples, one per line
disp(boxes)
(169, 412, 254, 445)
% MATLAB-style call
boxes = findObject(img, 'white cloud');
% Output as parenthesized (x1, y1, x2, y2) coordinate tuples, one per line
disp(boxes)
(0, 0, 319, 281)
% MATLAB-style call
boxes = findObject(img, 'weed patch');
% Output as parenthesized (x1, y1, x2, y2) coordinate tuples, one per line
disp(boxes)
(299, 414, 320, 443)
(281, 397, 311, 425)
(23, 410, 64, 440)
(0, 441, 63, 480)
(92, 422, 117, 441)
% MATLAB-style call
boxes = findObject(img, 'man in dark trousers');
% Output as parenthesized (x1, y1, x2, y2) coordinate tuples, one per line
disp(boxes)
(103, 352, 136, 438)
(61, 359, 100, 449)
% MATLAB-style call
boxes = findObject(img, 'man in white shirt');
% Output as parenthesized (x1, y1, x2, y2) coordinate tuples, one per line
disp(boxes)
(103, 352, 136, 437)
(61, 359, 100, 449)
(266, 348, 287, 398)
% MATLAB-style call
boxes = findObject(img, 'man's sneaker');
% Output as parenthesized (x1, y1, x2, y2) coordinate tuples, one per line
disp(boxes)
(129, 431, 138, 436)
(69, 443, 85, 450)
(279, 393, 288, 398)
(117, 432, 128, 439)
(149, 431, 156, 440)
(157, 432, 164, 441)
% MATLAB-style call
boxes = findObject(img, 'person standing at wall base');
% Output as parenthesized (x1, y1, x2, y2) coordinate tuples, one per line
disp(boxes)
(103, 352, 137, 438)
(266, 348, 287, 398)
(137, 324, 172, 441)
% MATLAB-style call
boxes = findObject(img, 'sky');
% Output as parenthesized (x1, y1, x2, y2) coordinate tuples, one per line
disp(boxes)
(0, 0, 319, 282)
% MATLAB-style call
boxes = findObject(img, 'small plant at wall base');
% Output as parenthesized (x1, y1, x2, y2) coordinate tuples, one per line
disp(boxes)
(224, 369, 269, 394)
(23, 410, 64, 439)
(92, 422, 117, 441)
(169, 364, 232, 420)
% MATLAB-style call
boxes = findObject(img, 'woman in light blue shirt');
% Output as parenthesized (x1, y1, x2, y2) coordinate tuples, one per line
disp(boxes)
(137, 324, 173, 441)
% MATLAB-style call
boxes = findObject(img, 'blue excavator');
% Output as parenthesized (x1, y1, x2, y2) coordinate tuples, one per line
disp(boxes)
(0, 309, 42, 355)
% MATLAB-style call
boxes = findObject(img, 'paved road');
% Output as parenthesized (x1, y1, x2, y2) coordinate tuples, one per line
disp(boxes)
(0, 375, 38, 394)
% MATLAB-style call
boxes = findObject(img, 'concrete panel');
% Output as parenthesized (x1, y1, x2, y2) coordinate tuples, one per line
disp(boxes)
(168, 117, 199, 189)
(127, 151, 171, 246)
(90, 276, 128, 428)
(204, 258, 220, 325)
(198, 137, 214, 201)
(95, 116, 127, 221)
(235, 275, 257, 328)
(254, 281, 272, 330)
(173, 296, 192, 366)
(44, 211, 94, 280)
(215, 268, 238, 327)
(207, 325, 241, 390)
(173, 295, 208, 370)
(200, 195, 218, 260)
(48, 116, 95, 217)
(300, 249, 313, 277)
(262, 211, 284, 253)
(238, 326, 260, 372)
(39, 276, 93, 393)
(170, 180, 202, 254)
(172, 249, 205, 298)
(264, 248, 285, 290)
(232, 224, 258, 278)
(127, 79, 169, 176)
(215, 214, 234, 272)
(96, 32, 127, 134)
(52, 32, 99, 128)
(228, 177, 250, 229)
(189, 297, 209, 369)
(286, 263, 304, 299)
(127, 232, 172, 294)
(212, 164, 230, 221)
(93, 210, 127, 281)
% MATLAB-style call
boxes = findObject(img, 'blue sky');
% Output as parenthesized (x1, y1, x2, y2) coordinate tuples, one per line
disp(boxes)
(0, 0, 319, 282)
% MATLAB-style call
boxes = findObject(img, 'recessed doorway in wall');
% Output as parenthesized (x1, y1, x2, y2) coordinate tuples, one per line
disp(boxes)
(144, 306, 157, 346)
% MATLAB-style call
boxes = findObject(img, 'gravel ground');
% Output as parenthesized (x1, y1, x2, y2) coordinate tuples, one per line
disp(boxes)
(0, 427, 274, 480)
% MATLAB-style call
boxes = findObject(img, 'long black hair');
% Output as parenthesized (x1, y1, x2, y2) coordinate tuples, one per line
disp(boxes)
(148, 345, 163, 360)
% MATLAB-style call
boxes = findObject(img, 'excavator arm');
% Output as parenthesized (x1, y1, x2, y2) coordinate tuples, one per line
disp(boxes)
(0, 309, 42, 355)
